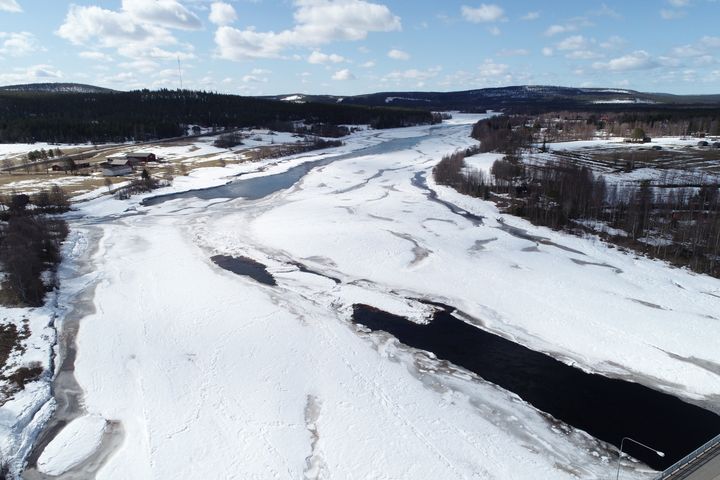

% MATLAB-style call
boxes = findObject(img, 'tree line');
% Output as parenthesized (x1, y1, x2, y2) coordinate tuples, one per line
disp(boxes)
(0, 187, 69, 306)
(0, 89, 435, 144)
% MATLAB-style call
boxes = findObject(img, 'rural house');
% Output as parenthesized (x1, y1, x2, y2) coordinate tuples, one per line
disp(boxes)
(100, 157, 134, 176)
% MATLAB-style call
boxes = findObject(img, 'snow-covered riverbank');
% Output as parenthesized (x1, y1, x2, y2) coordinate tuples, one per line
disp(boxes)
(9, 115, 719, 478)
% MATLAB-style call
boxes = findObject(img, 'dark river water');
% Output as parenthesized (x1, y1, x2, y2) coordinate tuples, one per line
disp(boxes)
(211, 255, 276, 286)
(353, 304, 720, 471)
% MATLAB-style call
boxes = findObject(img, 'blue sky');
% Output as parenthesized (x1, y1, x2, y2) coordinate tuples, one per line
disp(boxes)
(0, 0, 719, 95)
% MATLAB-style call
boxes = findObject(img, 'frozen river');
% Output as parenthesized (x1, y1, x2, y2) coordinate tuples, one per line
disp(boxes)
(21, 115, 720, 479)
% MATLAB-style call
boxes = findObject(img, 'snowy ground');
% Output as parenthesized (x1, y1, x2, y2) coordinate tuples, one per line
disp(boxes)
(0, 305, 55, 475)
(0, 143, 95, 158)
(37, 415, 106, 475)
(463, 152, 505, 176)
(0, 226, 99, 477)
(523, 138, 720, 190)
(9, 115, 719, 478)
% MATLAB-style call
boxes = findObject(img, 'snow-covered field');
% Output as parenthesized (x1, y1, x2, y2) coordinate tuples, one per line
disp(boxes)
(503, 137, 720, 199)
(0, 143, 95, 157)
(463, 152, 504, 176)
(7, 115, 719, 478)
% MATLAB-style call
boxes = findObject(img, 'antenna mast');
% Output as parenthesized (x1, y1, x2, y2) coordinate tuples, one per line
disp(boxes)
(177, 56, 183, 90)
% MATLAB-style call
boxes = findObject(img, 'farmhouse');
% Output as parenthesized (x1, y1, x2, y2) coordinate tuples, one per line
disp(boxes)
(105, 152, 157, 168)
(100, 157, 134, 177)
(125, 152, 156, 163)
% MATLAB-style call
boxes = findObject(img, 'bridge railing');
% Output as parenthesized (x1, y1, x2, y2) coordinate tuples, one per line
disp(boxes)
(655, 433, 720, 479)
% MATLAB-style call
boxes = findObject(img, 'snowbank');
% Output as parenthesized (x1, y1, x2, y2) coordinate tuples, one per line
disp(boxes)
(37, 415, 106, 475)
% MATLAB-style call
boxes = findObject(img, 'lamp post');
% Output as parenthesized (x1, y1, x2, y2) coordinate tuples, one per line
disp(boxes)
(616, 437, 665, 480)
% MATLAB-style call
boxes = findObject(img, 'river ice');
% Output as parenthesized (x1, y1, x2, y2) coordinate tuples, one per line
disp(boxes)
(18, 114, 719, 479)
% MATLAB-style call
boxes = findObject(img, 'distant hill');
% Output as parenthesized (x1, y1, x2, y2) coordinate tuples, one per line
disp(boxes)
(0, 82, 115, 94)
(263, 86, 720, 112)
(2, 83, 719, 144)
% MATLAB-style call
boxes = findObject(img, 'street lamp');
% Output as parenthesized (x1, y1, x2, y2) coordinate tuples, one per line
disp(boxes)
(616, 437, 665, 480)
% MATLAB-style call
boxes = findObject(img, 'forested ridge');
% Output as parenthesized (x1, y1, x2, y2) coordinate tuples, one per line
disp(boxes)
(0, 89, 435, 143)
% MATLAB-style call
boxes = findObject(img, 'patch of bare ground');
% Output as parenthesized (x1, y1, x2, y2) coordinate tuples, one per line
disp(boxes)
(0, 319, 42, 405)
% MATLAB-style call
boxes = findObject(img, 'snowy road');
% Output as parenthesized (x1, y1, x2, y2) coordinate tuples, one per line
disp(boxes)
(27, 115, 720, 478)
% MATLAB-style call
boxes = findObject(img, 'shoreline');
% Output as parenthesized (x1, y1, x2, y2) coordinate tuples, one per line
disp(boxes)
(21, 224, 125, 479)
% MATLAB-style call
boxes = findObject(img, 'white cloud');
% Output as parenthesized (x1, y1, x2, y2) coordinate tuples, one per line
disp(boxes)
(332, 68, 355, 80)
(565, 49, 602, 60)
(589, 4, 621, 19)
(0, 32, 41, 57)
(658, 55, 682, 67)
(461, 4, 504, 23)
(123, 0, 202, 30)
(57, 5, 156, 46)
(97, 71, 139, 88)
(694, 55, 716, 66)
(308, 50, 346, 64)
(242, 74, 268, 83)
(387, 48, 409, 60)
(214, 28, 287, 60)
(488, 26, 501, 36)
(56, 2, 198, 61)
(700, 36, 720, 48)
(545, 24, 577, 36)
(360, 60, 375, 68)
(215, 0, 401, 61)
(56, 5, 186, 57)
(660, 9, 686, 19)
(438, 60, 519, 89)
(79, 50, 114, 62)
(497, 48, 529, 57)
(599, 35, 625, 50)
(542, 47, 553, 56)
(0, 0, 21, 13)
(593, 50, 657, 71)
(477, 59, 508, 76)
(668, 0, 690, 6)
(0, 64, 62, 85)
(383, 66, 442, 84)
(238, 69, 271, 84)
(521, 11, 539, 21)
(209, 2, 237, 26)
(556, 35, 586, 51)
(671, 44, 705, 57)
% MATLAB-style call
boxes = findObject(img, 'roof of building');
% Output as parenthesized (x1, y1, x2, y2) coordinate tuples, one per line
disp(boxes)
(125, 152, 155, 158)
(107, 158, 131, 166)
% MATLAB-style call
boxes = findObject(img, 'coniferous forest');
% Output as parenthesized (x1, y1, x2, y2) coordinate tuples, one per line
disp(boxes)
(0, 89, 436, 144)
